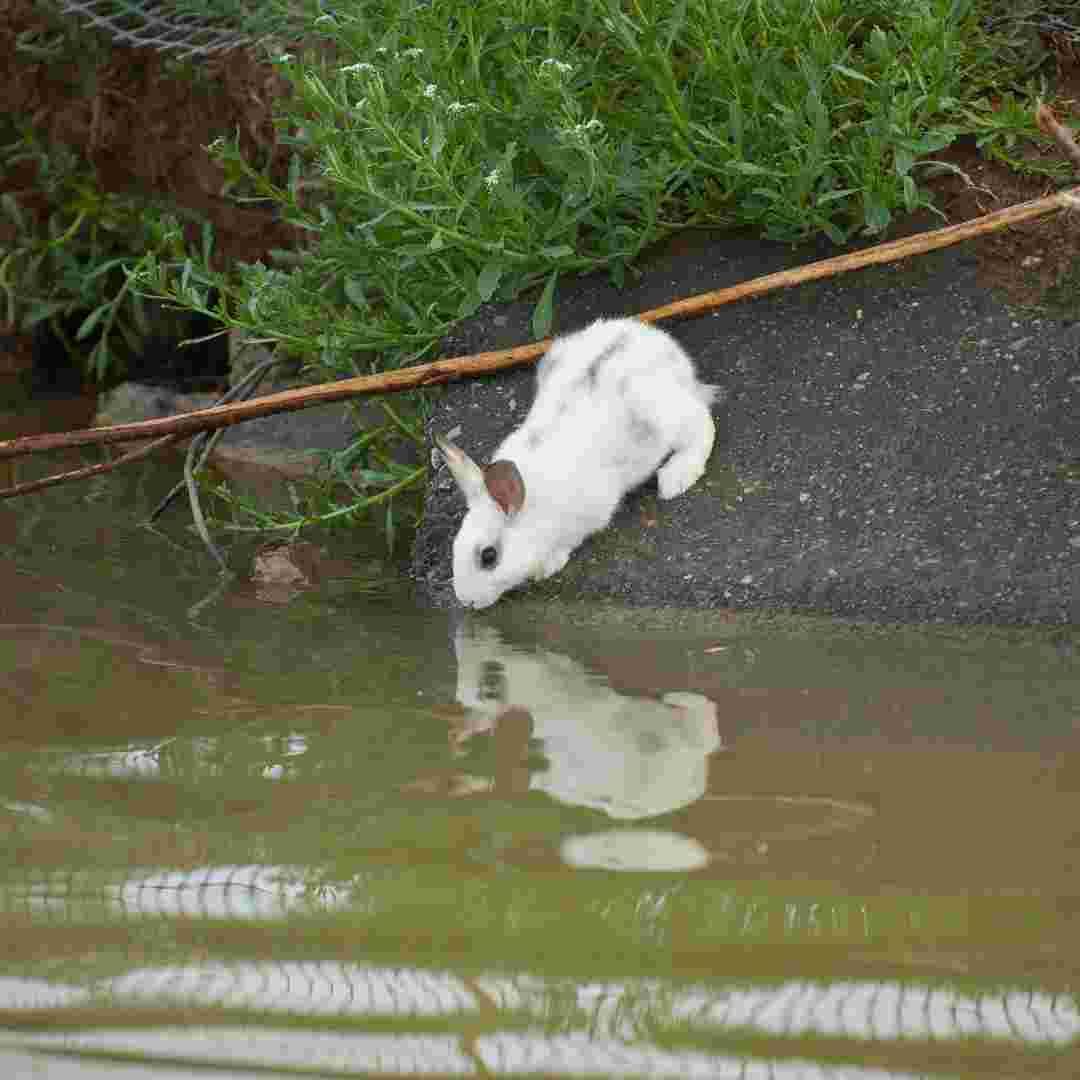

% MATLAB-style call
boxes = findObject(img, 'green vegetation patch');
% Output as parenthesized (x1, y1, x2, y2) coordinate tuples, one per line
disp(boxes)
(142, 0, 1018, 368)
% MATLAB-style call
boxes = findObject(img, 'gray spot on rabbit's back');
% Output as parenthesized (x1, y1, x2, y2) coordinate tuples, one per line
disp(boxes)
(584, 331, 632, 388)
(629, 411, 657, 444)
(525, 430, 544, 450)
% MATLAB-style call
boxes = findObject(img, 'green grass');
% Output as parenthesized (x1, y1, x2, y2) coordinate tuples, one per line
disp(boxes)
(127, 0, 1065, 533)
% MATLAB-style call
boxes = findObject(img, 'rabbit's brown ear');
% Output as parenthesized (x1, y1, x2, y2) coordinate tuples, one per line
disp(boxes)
(484, 460, 525, 516)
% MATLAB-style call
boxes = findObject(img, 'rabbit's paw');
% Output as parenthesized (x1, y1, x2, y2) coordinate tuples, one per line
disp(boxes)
(658, 450, 709, 500)
(657, 412, 715, 499)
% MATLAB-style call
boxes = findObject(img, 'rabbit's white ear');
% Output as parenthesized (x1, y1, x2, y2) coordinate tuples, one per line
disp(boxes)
(436, 434, 525, 517)
(435, 433, 488, 505)
(484, 460, 525, 516)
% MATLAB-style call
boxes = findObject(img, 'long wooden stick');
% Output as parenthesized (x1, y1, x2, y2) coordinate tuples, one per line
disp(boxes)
(3, 181, 1080, 465)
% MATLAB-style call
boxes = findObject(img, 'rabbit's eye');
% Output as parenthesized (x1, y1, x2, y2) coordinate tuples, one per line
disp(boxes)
(479, 545, 499, 570)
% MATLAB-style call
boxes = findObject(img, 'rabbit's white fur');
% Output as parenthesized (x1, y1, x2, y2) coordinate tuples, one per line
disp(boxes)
(438, 317, 716, 609)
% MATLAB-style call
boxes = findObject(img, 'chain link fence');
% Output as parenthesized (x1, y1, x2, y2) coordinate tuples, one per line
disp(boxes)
(51, 0, 287, 58)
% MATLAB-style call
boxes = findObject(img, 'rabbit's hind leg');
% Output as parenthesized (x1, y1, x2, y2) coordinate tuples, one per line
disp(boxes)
(655, 391, 715, 500)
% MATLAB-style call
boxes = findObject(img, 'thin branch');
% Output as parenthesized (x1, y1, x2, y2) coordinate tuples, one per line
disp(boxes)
(148, 354, 284, 523)
(0, 435, 179, 499)
(151, 354, 286, 571)
(1036, 103, 1080, 176)
(185, 427, 228, 574)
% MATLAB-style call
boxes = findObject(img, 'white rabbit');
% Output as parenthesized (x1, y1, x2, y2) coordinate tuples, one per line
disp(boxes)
(436, 317, 716, 609)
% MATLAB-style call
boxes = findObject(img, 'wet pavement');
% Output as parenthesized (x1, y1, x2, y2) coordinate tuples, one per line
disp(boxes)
(415, 231, 1078, 623)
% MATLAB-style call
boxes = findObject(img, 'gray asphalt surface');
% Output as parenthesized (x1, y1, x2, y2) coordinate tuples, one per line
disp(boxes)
(412, 229, 1078, 623)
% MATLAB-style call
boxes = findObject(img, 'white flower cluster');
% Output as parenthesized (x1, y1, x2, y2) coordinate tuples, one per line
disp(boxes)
(341, 62, 376, 75)
(483, 168, 502, 190)
(401, 47, 423, 60)
(561, 118, 604, 143)
(447, 101, 480, 116)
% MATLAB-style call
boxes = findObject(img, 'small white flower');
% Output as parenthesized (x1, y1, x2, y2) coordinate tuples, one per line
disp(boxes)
(483, 168, 501, 190)
(540, 58, 573, 76)
(274, 53, 294, 64)
(341, 62, 376, 75)
(374, 46, 389, 54)
(447, 101, 478, 115)
(401, 47, 423, 59)
(423, 83, 438, 98)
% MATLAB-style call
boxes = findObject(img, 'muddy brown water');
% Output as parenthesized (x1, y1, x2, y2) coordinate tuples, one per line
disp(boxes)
(0, 433, 1078, 1078)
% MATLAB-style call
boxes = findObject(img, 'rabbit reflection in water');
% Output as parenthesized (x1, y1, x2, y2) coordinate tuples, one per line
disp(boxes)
(453, 624, 721, 820)
(437, 318, 717, 609)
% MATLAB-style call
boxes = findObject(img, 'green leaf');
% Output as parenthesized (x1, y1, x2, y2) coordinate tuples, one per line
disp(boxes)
(429, 118, 446, 162)
(75, 304, 108, 341)
(344, 278, 367, 310)
(867, 26, 892, 63)
(900, 130, 957, 155)
(84, 257, 129, 282)
(727, 161, 780, 177)
(662, 0, 688, 50)
(862, 194, 891, 235)
(902, 174, 918, 211)
(816, 187, 858, 205)
(531, 270, 557, 340)
(476, 260, 504, 302)
(539, 245, 574, 260)
(831, 64, 875, 86)
(457, 292, 481, 319)
(23, 300, 71, 327)
(90, 338, 111, 380)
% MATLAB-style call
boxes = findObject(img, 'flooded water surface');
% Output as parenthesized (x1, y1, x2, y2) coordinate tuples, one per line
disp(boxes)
(1, 453, 1078, 1078)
